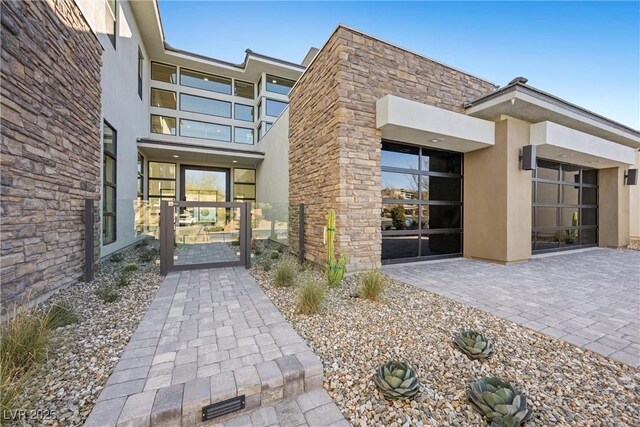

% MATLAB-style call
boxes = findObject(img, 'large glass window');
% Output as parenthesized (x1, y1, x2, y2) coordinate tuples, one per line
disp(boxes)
(103, 122, 117, 245)
(151, 88, 176, 109)
(137, 153, 144, 201)
(234, 127, 254, 145)
(150, 115, 176, 135)
(180, 94, 231, 118)
(151, 62, 176, 84)
(266, 75, 295, 95)
(234, 81, 255, 99)
(234, 104, 254, 122)
(148, 162, 176, 215)
(180, 69, 231, 94)
(233, 169, 255, 201)
(265, 99, 288, 117)
(532, 159, 598, 251)
(137, 48, 143, 99)
(105, 0, 117, 48)
(381, 142, 462, 262)
(180, 119, 231, 142)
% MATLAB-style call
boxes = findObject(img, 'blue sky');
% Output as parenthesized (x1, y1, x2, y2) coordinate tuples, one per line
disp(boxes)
(158, 1, 640, 129)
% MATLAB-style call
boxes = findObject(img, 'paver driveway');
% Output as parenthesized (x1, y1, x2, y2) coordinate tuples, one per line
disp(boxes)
(384, 248, 640, 368)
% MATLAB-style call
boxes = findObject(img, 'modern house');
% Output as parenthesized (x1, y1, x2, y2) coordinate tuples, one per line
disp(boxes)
(1, 0, 639, 309)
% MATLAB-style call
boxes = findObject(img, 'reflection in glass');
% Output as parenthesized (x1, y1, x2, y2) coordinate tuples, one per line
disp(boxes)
(536, 159, 560, 180)
(535, 207, 557, 228)
(561, 208, 579, 227)
(234, 80, 254, 99)
(180, 94, 231, 118)
(562, 185, 579, 205)
(536, 182, 558, 204)
(266, 75, 295, 95)
(265, 99, 288, 117)
(151, 88, 177, 109)
(151, 62, 176, 83)
(180, 69, 231, 94)
(381, 143, 419, 169)
(421, 149, 462, 174)
(421, 234, 461, 256)
(180, 119, 231, 142)
(421, 205, 461, 229)
(382, 235, 419, 260)
(234, 104, 254, 122)
(420, 176, 461, 201)
(582, 187, 597, 205)
(234, 127, 254, 145)
(150, 115, 176, 135)
(381, 171, 419, 200)
(381, 204, 418, 230)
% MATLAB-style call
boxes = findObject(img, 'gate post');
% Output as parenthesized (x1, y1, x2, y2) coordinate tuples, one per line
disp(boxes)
(298, 203, 305, 263)
(242, 202, 252, 268)
(84, 198, 95, 282)
(159, 201, 174, 275)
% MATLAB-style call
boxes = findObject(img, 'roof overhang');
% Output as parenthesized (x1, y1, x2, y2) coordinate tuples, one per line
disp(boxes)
(137, 139, 264, 167)
(530, 121, 636, 169)
(376, 95, 495, 152)
(466, 83, 640, 149)
(129, 1, 303, 81)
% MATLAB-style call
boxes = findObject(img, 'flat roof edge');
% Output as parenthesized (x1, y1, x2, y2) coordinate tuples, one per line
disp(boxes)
(466, 83, 640, 138)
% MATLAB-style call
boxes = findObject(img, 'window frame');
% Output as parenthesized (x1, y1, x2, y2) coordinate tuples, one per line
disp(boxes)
(265, 98, 288, 118)
(233, 168, 256, 202)
(179, 118, 232, 143)
(150, 114, 177, 136)
(151, 88, 177, 110)
(102, 120, 117, 245)
(179, 93, 231, 119)
(151, 61, 177, 84)
(265, 74, 296, 95)
(234, 103, 254, 122)
(105, 0, 117, 49)
(234, 80, 255, 99)
(148, 162, 177, 214)
(234, 127, 254, 145)
(180, 68, 232, 95)
(137, 47, 144, 99)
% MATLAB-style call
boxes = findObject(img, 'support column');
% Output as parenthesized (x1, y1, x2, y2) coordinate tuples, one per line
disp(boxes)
(599, 167, 630, 247)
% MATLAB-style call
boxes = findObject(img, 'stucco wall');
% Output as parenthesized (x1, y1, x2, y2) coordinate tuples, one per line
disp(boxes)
(1, 0, 102, 310)
(256, 109, 290, 205)
(599, 167, 630, 248)
(76, 0, 150, 256)
(629, 152, 640, 240)
(289, 26, 496, 270)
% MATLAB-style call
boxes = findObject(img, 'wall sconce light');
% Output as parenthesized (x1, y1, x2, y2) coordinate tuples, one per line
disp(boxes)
(625, 168, 638, 185)
(520, 145, 536, 171)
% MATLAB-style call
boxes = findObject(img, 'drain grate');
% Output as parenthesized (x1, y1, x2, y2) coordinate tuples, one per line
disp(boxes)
(202, 395, 246, 422)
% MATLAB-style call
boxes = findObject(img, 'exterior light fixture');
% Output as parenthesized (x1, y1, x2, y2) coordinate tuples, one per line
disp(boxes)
(520, 145, 536, 171)
(172, 155, 179, 158)
(625, 168, 638, 185)
(232, 160, 238, 163)
(430, 138, 443, 143)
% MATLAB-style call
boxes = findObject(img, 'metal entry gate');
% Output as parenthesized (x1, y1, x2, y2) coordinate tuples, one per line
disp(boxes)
(160, 201, 251, 275)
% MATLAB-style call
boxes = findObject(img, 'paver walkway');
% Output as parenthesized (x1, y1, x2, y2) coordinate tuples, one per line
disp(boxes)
(384, 248, 640, 368)
(175, 242, 239, 265)
(85, 267, 347, 426)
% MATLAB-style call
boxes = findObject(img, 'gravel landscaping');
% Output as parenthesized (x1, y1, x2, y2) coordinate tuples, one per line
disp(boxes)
(15, 243, 162, 427)
(251, 263, 640, 426)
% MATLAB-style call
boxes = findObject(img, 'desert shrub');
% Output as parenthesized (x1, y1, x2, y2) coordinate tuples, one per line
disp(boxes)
(139, 247, 158, 263)
(276, 245, 285, 253)
(115, 273, 130, 288)
(95, 285, 119, 303)
(297, 275, 326, 315)
(135, 239, 149, 248)
(256, 257, 272, 272)
(270, 251, 280, 260)
(110, 252, 124, 263)
(359, 270, 386, 302)
(46, 301, 80, 329)
(273, 256, 297, 287)
(123, 262, 138, 272)
(0, 305, 52, 414)
(254, 248, 263, 256)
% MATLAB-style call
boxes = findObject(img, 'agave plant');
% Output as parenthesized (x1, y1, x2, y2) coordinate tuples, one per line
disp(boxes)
(454, 330, 495, 359)
(467, 377, 533, 426)
(373, 361, 420, 399)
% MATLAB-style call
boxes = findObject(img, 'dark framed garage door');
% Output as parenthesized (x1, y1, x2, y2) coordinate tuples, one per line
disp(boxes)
(381, 141, 463, 263)
(532, 159, 598, 252)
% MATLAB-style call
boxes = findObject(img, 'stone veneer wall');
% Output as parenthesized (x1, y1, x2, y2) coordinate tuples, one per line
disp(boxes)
(289, 26, 497, 271)
(1, 0, 102, 311)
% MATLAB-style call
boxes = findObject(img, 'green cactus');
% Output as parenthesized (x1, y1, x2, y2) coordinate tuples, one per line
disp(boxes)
(325, 209, 348, 287)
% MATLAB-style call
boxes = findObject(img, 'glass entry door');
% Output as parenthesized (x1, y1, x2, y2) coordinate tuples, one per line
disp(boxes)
(174, 166, 240, 266)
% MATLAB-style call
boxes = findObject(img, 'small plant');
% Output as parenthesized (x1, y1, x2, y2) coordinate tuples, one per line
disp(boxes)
(256, 257, 273, 272)
(359, 270, 386, 301)
(95, 285, 119, 303)
(467, 377, 533, 426)
(0, 305, 52, 414)
(139, 247, 158, 263)
(297, 275, 325, 315)
(273, 256, 297, 287)
(135, 239, 150, 248)
(270, 251, 280, 260)
(454, 330, 495, 359)
(115, 273, 130, 288)
(123, 262, 138, 272)
(276, 245, 284, 253)
(46, 301, 80, 329)
(110, 252, 124, 263)
(254, 248, 263, 256)
(325, 209, 348, 287)
(374, 361, 420, 399)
